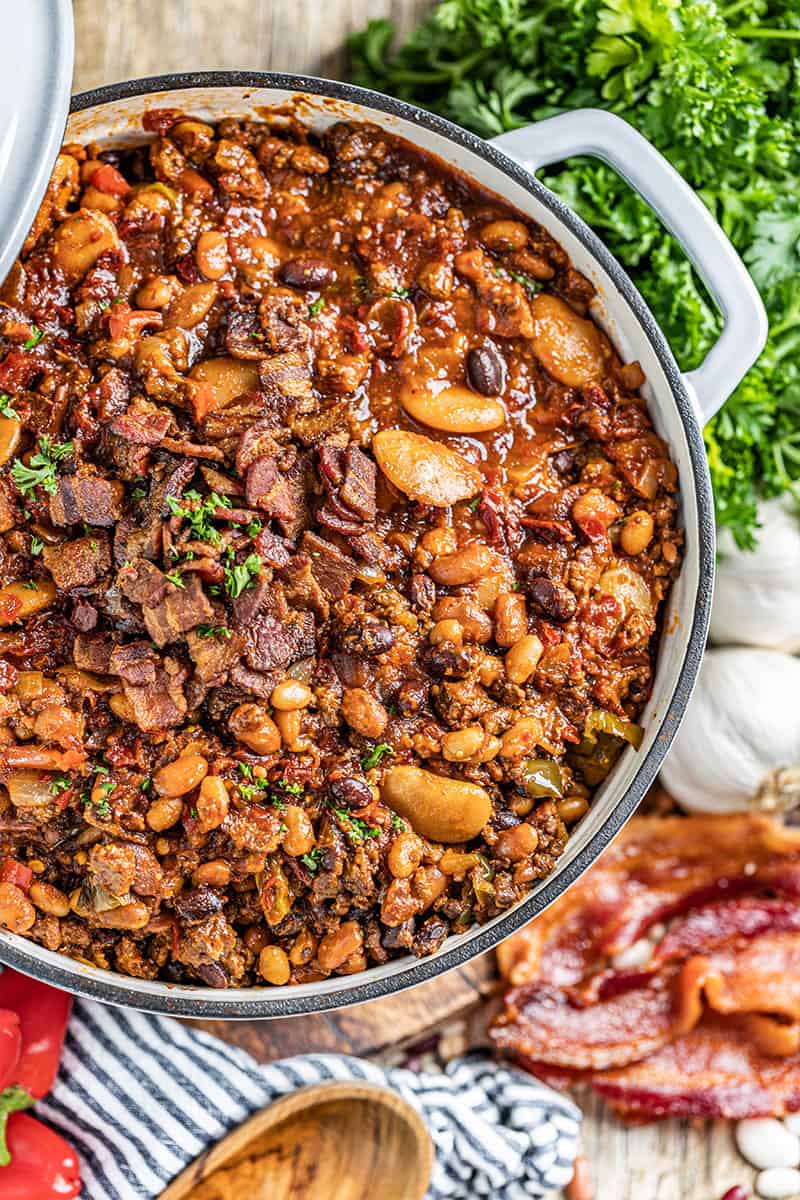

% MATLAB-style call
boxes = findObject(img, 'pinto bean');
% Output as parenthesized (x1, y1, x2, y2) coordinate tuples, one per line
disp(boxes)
(259, 945, 291, 985)
(494, 821, 539, 861)
(341, 688, 388, 739)
(197, 776, 230, 831)
(432, 596, 493, 643)
(146, 796, 185, 831)
(620, 510, 655, 556)
(317, 921, 363, 972)
(499, 717, 543, 759)
(270, 680, 313, 711)
(400, 380, 505, 434)
(0, 882, 36, 932)
(429, 618, 464, 647)
(282, 805, 315, 857)
(494, 592, 527, 647)
(429, 543, 493, 586)
(195, 231, 229, 280)
(230, 703, 281, 755)
(504, 634, 544, 684)
(153, 753, 208, 798)
(531, 293, 608, 387)
(373, 430, 482, 508)
(380, 765, 491, 842)
(164, 281, 218, 330)
(0, 417, 21, 467)
(274, 708, 302, 749)
(480, 219, 529, 251)
(441, 726, 485, 762)
(136, 274, 182, 309)
(387, 830, 425, 879)
(0, 579, 57, 626)
(193, 860, 231, 888)
(29, 881, 70, 917)
(52, 208, 121, 281)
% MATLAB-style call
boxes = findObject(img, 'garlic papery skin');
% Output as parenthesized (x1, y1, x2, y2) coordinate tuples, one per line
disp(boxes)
(660, 648, 800, 814)
(711, 497, 800, 653)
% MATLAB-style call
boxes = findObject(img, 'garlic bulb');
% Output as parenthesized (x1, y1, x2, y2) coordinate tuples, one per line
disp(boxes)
(711, 497, 800, 652)
(661, 647, 800, 813)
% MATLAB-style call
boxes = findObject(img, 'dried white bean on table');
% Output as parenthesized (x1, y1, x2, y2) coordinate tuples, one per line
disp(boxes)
(756, 1166, 800, 1198)
(736, 1119, 800, 1170)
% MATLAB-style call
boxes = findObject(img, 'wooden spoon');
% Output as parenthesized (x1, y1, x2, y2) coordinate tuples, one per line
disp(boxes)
(159, 1080, 434, 1200)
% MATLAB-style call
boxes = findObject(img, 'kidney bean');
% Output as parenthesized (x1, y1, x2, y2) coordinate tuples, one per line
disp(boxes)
(196, 962, 228, 988)
(173, 886, 223, 924)
(466, 344, 506, 396)
(526, 575, 577, 623)
(279, 257, 336, 289)
(328, 776, 374, 809)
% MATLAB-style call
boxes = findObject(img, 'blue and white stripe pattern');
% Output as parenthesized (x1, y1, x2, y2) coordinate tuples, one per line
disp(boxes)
(34, 999, 580, 1198)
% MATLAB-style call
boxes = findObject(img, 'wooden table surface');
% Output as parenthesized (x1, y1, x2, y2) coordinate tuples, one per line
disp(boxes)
(70, 4, 754, 1196)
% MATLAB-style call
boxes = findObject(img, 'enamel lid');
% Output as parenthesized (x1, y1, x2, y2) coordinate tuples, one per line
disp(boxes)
(0, 0, 74, 285)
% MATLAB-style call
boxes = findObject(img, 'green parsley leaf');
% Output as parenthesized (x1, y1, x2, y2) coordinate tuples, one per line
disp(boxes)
(50, 776, 72, 796)
(165, 572, 185, 589)
(197, 623, 232, 639)
(276, 779, 304, 796)
(300, 847, 322, 873)
(307, 297, 325, 317)
(23, 325, 44, 350)
(10, 437, 73, 497)
(30, 536, 43, 556)
(361, 742, 394, 771)
(0, 394, 18, 420)
(390, 814, 407, 831)
(224, 552, 262, 598)
(166, 491, 229, 546)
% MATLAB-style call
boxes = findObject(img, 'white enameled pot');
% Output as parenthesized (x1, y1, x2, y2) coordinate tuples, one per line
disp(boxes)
(0, 74, 767, 1018)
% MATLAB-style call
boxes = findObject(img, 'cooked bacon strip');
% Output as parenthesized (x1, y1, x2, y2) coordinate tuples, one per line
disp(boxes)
(493, 814, 800, 1120)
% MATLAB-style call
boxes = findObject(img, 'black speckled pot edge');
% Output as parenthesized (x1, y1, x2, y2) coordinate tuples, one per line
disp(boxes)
(0, 71, 714, 1018)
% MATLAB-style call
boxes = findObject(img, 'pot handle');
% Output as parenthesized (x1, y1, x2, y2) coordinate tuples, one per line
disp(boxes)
(490, 109, 767, 420)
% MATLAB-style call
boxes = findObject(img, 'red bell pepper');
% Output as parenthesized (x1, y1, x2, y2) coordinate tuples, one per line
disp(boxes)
(0, 860, 33, 892)
(1, 1112, 81, 1200)
(0, 971, 71, 1098)
(0, 1011, 21, 1093)
(89, 163, 132, 198)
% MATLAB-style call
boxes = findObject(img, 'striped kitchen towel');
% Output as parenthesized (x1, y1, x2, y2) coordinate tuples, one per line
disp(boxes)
(34, 998, 581, 1199)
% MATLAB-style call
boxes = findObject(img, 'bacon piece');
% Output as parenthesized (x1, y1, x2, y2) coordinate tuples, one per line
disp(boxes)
(493, 814, 800, 1120)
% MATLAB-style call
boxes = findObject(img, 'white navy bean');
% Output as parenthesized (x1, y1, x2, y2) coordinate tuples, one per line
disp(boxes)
(737, 1118, 800, 1170)
(756, 1166, 800, 1198)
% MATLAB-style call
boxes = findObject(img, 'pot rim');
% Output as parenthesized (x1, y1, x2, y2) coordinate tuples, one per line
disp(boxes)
(0, 71, 714, 1017)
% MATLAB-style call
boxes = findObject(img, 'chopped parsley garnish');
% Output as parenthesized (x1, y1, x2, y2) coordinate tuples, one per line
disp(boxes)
(22, 581, 38, 592)
(131, 485, 147, 500)
(93, 799, 111, 820)
(389, 286, 410, 298)
(507, 269, 540, 296)
(23, 325, 44, 350)
(276, 779, 304, 797)
(467, 497, 480, 512)
(10, 437, 73, 497)
(346, 816, 381, 845)
(0, 394, 18, 420)
(307, 297, 325, 317)
(246, 519, 263, 538)
(140, 778, 152, 791)
(50, 776, 72, 796)
(167, 490, 229, 546)
(224, 552, 262, 598)
(237, 762, 253, 779)
(360, 742, 394, 771)
(300, 847, 322, 873)
(165, 572, 185, 589)
(197, 624, 232, 639)
(390, 814, 407, 831)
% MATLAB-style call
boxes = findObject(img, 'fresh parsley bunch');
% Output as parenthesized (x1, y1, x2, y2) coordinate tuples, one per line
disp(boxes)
(350, 0, 800, 547)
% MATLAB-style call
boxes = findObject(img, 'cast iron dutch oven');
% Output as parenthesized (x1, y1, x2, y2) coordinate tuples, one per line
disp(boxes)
(0, 70, 768, 1017)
